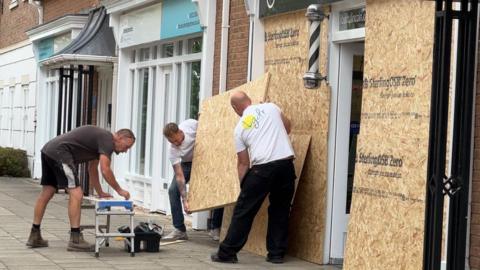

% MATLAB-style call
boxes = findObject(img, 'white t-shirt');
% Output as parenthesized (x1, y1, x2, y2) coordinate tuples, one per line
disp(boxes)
(234, 103, 294, 165)
(169, 119, 198, 165)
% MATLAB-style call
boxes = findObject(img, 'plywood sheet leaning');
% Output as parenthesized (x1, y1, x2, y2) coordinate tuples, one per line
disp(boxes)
(188, 73, 270, 212)
(220, 133, 312, 256)
(264, 10, 330, 264)
(217, 9, 331, 263)
(343, 1, 435, 269)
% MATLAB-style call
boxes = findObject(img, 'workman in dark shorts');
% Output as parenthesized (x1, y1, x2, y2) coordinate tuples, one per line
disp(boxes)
(26, 125, 135, 251)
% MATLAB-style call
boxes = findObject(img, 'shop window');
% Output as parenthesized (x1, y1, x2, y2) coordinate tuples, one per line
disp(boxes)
(9, 86, 14, 146)
(136, 68, 149, 175)
(177, 41, 183, 56)
(131, 50, 136, 63)
(187, 61, 201, 119)
(339, 7, 365, 31)
(152, 46, 158, 60)
(22, 84, 29, 149)
(162, 43, 174, 58)
(188, 37, 202, 54)
(140, 48, 150, 62)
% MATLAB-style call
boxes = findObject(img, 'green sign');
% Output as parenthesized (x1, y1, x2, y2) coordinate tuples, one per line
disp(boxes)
(259, 0, 342, 18)
(37, 37, 54, 61)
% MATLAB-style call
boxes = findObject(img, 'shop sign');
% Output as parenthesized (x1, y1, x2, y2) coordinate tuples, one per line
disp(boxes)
(38, 37, 54, 61)
(119, 3, 162, 48)
(339, 8, 365, 31)
(259, 0, 342, 18)
(161, 0, 202, 39)
(37, 33, 72, 61)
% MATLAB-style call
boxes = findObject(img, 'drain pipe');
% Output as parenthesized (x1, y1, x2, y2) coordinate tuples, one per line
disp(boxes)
(28, 0, 43, 25)
(218, 0, 230, 93)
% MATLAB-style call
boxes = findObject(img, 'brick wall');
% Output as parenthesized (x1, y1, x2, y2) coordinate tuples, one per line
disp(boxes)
(0, 1, 38, 48)
(43, 0, 100, 23)
(211, 0, 223, 96)
(470, 34, 480, 269)
(226, 0, 249, 91)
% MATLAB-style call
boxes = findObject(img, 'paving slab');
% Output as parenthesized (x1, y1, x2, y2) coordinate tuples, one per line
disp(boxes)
(0, 177, 342, 269)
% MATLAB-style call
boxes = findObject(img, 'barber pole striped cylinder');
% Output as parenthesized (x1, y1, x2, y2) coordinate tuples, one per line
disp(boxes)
(303, 4, 326, 89)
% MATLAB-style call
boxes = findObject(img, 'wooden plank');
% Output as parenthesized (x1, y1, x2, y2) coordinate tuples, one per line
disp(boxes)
(263, 10, 330, 264)
(343, 1, 435, 269)
(187, 73, 270, 212)
(220, 133, 312, 256)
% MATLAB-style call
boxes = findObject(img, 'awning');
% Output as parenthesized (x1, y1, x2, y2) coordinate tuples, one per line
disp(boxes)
(40, 6, 117, 67)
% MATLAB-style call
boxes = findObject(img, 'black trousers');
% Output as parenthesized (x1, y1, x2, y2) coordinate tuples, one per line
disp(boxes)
(218, 158, 296, 258)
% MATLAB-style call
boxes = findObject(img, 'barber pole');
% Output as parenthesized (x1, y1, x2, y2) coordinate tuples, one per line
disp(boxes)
(303, 4, 327, 89)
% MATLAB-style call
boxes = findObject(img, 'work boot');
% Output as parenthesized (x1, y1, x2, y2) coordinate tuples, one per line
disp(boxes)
(163, 228, 188, 241)
(26, 228, 49, 248)
(67, 231, 94, 252)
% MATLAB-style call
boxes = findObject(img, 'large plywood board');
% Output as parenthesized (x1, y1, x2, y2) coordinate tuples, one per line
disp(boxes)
(263, 11, 331, 264)
(343, 1, 435, 269)
(220, 133, 312, 256)
(188, 73, 270, 212)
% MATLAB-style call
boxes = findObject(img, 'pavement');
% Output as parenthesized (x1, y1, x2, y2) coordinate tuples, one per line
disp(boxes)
(0, 177, 342, 270)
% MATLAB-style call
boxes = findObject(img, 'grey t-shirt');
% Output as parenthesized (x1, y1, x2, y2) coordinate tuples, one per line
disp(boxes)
(42, 125, 114, 165)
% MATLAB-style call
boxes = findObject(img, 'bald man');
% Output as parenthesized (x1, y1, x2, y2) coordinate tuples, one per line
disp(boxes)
(211, 91, 295, 264)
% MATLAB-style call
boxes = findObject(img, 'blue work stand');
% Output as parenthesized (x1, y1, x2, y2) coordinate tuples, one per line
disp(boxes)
(92, 198, 135, 257)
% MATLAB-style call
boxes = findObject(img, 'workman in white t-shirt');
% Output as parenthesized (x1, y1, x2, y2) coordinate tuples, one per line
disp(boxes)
(162, 119, 197, 241)
(211, 91, 296, 264)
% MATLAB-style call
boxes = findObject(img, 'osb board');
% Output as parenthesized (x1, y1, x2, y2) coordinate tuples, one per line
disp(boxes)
(188, 73, 270, 212)
(220, 133, 312, 256)
(343, 1, 435, 269)
(263, 10, 331, 264)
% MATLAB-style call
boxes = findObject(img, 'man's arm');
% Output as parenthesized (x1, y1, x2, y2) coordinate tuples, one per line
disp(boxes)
(237, 149, 250, 184)
(172, 163, 190, 213)
(172, 163, 187, 199)
(88, 160, 112, 198)
(280, 112, 291, 134)
(99, 154, 130, 199)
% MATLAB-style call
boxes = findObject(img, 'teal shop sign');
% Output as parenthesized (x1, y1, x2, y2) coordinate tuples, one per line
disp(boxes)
(37, 37, 54, 61)
(161, 0, 202, 39)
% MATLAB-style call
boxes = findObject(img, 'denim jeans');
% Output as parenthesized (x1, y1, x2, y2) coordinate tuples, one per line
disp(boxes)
(211, 208, 224, 229)
(168, 162, 192, 232)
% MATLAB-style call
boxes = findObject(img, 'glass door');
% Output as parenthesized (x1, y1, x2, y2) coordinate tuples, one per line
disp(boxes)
(330, 42, 364, 261)
(151, 65, 174, 213)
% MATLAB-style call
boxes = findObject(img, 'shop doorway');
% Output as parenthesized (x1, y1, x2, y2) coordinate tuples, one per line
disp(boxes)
(330, 42, 364, 262)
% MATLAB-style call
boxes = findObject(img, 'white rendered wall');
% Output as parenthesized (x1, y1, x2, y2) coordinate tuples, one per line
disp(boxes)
(0, 44, 37, 175)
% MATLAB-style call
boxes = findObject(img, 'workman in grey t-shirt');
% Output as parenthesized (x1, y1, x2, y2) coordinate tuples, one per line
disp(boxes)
(27, 126, 135, 252)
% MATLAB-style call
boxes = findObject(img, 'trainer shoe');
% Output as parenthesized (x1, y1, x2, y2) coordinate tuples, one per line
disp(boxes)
(26, 228, 49, 248)
(163, 228, 188, 241)
(209, 228, 220, 241)
(67, 231, 94, 252)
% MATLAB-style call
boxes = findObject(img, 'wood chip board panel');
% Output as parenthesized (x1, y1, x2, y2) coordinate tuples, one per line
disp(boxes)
(221, 10, 331, 264)
(221, 133, 312, 256)
(343, 1, 435, 269)
(187, 73, 270, 212)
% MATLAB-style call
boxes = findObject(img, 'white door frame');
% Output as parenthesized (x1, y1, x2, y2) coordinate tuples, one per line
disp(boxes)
(330, 42, 364, 260)
(324, 0, 365, 264)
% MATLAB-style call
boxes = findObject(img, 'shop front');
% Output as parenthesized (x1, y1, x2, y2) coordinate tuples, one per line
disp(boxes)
(105, 0, 215, 225)
(238, 0, 470, 268)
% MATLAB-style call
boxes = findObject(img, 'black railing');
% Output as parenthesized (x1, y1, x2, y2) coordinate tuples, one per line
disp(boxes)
(423, 0, 478, 269)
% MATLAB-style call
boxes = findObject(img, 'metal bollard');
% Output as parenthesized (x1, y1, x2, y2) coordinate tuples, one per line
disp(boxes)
(303, 4, 327, 89)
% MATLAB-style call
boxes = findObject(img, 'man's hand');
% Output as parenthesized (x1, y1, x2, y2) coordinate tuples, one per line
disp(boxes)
(117, 189, 131, 200)
(98, 191, 113, 198)
(182, 198, 191, 214)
